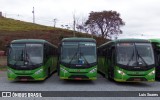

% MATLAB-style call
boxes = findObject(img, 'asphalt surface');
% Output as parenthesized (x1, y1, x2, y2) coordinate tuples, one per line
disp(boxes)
(0, 71, 160, 100)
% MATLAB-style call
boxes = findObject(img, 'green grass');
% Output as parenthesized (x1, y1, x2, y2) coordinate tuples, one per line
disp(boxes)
(0, 56, 7, 71)
(0, 17, 55, 31)
(0, 66, 7, 71)
(0, 17, 108, 50)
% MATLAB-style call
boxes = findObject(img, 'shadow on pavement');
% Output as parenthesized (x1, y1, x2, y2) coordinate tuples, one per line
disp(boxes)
(60, 79, 95, 85)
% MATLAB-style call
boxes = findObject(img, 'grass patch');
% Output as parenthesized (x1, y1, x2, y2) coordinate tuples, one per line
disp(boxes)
(0, 17, 108, 51)
(0, 66, 7, 71)
(0, 17, 54, 31)
(0, 56, 7, 71)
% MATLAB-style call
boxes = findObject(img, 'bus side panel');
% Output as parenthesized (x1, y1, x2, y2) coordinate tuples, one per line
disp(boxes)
(98, 56, 105, 74)
(43, 57, 56, 75)
(98, 56, 110, 78)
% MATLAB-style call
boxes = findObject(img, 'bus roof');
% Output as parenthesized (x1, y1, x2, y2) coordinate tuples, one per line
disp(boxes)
(61, 37, 96, 42)
(150, 39, 160, 43)
(11, 39, 57, 48)
(114, 39, 150, 43)
(11, 39, 46, 43)
(98, 38, 151, 48)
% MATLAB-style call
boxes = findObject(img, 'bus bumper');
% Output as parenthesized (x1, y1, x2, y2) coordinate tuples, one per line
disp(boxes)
(7, 67, 47, 81)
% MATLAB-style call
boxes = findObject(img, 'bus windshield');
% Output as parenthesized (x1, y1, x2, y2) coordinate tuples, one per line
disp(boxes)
(9, 44, 25, 66)
(26, 44, 43, 65)
(61, 42, 96, 65)
(9, 44, 43, 65)
(117, 43, 154, 66)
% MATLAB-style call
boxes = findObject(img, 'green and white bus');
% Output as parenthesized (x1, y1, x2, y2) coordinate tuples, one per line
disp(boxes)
(150, 39, 160, 79)
(58, 38, 97, 80)
(98, 39, 155, 82)
(7, 39, 58, 81)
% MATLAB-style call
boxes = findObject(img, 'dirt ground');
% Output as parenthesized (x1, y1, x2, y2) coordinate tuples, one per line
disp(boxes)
(0, 56, 7, 71)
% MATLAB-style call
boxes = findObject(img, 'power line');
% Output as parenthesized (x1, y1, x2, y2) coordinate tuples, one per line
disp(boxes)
(1, 11, 75, 29)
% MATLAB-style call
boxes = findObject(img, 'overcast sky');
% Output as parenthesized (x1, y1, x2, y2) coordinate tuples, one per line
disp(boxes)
(0, 0, 160, 39)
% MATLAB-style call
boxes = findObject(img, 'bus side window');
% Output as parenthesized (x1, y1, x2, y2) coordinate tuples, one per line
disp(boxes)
(97, 47, 102, 57)
(106, 48, 110, 58)
(111, 48, 115, 65)
(153, 43, 160, 66)
(107, 47, 112, 60)
(156, 49, 160, 66)
(52, 48, 55, 56)
(110, 46, 115, 65)
(97, 49, 100, 56)
(44, 44, 50, 62)
(105, 48, 110, 64)
(53, 47, 57, 56)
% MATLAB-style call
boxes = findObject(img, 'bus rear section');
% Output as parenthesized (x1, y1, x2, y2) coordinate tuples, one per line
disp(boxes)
(98, 39, 155, 82)
(150, 39, 160, 80)
(7, 39, 58, 81)
(58, 38, 97, 80)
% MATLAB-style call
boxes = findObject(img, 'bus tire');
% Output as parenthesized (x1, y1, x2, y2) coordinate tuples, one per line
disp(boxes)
(108, 70, 112, 81)
(57, 64, 60, 76)
(48, 68, 50, 77)
(57, 68, 60, 76)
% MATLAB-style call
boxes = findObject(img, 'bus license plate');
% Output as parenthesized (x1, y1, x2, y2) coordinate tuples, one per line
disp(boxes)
(134, 78, 141, 81)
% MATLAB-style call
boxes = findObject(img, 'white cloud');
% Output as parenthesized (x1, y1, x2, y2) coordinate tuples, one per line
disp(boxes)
(0, 0, 160, 39)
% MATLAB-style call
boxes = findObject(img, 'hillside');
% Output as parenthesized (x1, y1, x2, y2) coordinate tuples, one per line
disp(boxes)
(0, 17, 108, 50)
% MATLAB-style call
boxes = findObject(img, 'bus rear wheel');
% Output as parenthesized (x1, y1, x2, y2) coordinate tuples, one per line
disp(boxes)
(48, 68, 50, 77)
(108, 70, 112, 81)
(57, 64, 60, 76)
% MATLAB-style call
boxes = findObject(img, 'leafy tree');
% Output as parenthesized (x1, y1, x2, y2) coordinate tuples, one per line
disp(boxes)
(85, 10, 125, 38)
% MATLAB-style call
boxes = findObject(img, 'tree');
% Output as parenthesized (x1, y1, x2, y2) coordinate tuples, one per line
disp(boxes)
(85, 10, 125, 38)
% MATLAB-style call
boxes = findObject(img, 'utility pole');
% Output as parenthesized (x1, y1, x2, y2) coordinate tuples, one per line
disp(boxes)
(53, 18, 57, 27)
(0, 12, 2, 17)
(73, 13, 76, 37)
(32, 7, 35, 23)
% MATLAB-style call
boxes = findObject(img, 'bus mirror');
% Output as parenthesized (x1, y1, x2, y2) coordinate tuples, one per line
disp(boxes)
(5, 44, 10, 48)
(44, 44, 47, 50)
(5, 45, 10, 56)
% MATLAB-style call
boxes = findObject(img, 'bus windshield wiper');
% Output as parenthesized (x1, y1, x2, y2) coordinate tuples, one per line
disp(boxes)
(25, 51, 34, 65)
(137, 52, 148, 66)
(68, 52, 78, 65)
(69, 46, 79, 65)
(13, 50, 24, 66)
(135, 45, 148, 66)
(127, 50, 134, 66)
(79, 52, 91, 66)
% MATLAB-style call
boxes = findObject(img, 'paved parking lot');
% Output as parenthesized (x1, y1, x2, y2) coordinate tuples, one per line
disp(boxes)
(0, 71, 160, 99)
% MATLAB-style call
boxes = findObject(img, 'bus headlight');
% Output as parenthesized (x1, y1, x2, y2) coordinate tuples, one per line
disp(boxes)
(35, 69, 43, 74)
(60, 67, 68, 73)
(148, 70, 155, 76)
(117, 70, 125, 75)
(89, 68, 97, 73)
